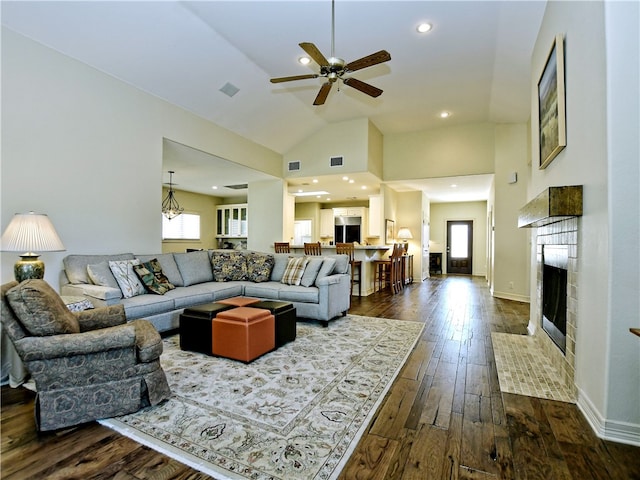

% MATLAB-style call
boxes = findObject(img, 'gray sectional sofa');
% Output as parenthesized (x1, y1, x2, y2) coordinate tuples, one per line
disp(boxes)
(59, 249, 352, 332)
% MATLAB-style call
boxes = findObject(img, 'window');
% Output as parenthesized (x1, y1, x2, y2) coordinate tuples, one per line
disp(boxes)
(162, 213, 200, 240)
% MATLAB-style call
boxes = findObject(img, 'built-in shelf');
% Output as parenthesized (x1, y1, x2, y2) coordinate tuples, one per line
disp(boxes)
(518, 186, 583, 228)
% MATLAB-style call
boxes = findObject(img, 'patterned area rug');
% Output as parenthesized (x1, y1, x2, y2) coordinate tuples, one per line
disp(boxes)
(100, 315, 424, 480)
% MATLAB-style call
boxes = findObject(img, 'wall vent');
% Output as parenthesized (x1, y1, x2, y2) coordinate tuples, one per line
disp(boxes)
(330, 156, 344, 167)
(224, 183, 248, 190)
(288, 161, 301, 171)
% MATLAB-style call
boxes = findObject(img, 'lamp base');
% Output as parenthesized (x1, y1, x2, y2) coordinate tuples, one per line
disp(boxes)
(14, 254, 45, 282)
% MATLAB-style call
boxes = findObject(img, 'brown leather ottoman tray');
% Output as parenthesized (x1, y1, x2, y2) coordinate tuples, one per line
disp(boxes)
(249, 300, 296, 347)
(212, 307, 275, 363)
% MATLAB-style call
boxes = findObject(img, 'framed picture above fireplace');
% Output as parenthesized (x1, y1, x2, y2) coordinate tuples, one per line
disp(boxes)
(538, 34, 566, 169)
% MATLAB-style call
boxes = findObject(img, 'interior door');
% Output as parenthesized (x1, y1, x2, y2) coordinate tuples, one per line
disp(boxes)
(446, 220, 473, 274)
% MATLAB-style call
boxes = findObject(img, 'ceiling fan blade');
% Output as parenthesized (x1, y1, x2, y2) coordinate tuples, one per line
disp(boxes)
(343, 77, 383, 98)
(313, 83, 332, 105)
(345, 50, 391, 72)
(299, 42, 330, 67)
(270, 74, 319, 84)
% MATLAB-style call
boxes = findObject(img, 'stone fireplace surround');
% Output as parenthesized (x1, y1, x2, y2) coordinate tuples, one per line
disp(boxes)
(519, 186, 583, 399)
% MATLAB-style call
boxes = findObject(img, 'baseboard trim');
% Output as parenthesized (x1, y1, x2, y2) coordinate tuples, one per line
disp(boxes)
(577, 387, 640, 447)
(491, 291, 530, 303)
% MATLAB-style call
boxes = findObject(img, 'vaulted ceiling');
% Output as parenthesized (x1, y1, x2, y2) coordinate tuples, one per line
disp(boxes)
(2, 1, 546, 202)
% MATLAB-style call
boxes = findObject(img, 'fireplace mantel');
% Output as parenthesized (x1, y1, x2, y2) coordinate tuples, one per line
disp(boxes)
(518, 186, 583, 228)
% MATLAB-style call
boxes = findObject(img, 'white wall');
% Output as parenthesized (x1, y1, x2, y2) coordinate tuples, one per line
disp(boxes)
(1, 28, 281, 287)
(247, 179, 288, 252)
(492, 124, 530, 302)
(529, 1, 639, 442)
(395, 191, 423, 280)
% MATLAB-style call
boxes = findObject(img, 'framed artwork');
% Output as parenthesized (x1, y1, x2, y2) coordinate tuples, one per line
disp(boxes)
(538, 34, 566, 169)
(385, 219, 394, 245)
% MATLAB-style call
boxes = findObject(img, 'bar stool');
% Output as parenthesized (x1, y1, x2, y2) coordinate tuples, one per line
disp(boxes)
(274, 242, 290, 253)
(372, 259, 391, 292)
(335, 242, 361, 296)
(304, 242, 322, 255)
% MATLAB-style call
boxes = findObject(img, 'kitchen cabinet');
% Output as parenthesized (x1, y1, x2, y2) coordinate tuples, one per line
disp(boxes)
(368, 195, 382, 237)
(320, 209, 334, 238)
(216, 204, 248, 237)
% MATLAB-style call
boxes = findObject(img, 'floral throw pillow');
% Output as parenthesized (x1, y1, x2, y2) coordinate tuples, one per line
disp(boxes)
(281, 256, 309, 286)
(245, 252, 275, 283)
(108, 259, 147, 298)
(211, 251, 248, 282)
(133, 258, 176, 295)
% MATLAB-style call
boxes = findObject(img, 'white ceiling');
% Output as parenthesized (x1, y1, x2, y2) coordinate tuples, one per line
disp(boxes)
(2, 1, 545, 204)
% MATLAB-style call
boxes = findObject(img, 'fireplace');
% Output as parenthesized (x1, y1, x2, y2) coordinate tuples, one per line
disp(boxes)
(542, 245, 568, 353)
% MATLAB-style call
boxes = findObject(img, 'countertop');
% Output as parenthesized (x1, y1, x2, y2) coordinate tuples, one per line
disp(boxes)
(290, 245, 390, 250)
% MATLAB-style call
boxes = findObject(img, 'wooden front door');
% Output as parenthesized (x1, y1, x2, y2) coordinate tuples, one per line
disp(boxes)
(446, 220, 473, 274)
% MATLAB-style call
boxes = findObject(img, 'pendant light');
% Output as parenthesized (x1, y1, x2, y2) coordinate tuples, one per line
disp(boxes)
(162, 171, 184, 220)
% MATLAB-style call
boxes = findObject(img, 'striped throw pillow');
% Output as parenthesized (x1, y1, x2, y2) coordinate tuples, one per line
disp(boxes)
(281, 256, 310, 286)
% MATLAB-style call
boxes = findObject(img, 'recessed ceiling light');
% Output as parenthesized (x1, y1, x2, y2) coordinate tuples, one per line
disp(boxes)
(451, 184, 458, 188)
(312, 179, 318, 183)
(211, 186, 218, 190)
(440, 111, 450, 118)
(298, 189, 303, 193)
(361, 186, 367, 190)
(298, 56, 311, 65)
(342, 176, 349, 181)
(349, 179, 355, 184)
(417, 23, 432, 34)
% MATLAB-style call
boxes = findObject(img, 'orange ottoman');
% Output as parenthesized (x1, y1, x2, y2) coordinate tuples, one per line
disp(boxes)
(217, 296, 261, 307)
(212, 307, 275, 362)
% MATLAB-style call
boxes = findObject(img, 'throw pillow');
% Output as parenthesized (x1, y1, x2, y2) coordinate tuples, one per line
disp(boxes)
(245, 252, 275, 283)
(211, 251, 248, 282)
(109, 259, 147, 298)
(133, 258, 176, 295)
(281, 256, 309, 286)
(300, 257, 324, 287)
(136, 253, 184, 287)
(6, 279, 80, 336)
(87, 261, 120, 289)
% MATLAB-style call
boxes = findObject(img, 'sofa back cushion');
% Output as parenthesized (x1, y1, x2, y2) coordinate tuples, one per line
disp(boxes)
(87, 261, 120, 289)
(300, 257, 324, 287)
(314, 258, 337, 285)
(270, 253, 294, 282)
(7, 279, 80, 336)
(63, 253, 135, 285)
(174, 251, 214, 286)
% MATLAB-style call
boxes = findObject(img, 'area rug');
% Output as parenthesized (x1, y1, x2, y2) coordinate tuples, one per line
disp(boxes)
(99, 314, 424, 480)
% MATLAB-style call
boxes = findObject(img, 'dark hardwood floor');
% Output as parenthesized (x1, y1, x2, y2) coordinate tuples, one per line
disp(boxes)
(2, 276, 639, 479)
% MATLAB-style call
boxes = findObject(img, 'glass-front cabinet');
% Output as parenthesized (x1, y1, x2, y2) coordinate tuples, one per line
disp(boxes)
(216, 203, 248, 238)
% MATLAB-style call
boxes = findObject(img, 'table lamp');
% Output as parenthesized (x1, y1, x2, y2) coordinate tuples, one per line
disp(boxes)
(1, 212, 66, 282)
(396, 227, 413, 254)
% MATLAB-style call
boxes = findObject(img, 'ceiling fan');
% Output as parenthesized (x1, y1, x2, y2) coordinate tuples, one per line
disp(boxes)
(270, 0, 391, 106)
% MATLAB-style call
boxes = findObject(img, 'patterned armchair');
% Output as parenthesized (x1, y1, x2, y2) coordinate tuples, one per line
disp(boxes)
(1, 279, 171, 431)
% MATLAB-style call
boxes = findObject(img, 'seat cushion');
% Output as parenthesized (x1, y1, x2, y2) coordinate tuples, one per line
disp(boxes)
(6, 279, 80, 336)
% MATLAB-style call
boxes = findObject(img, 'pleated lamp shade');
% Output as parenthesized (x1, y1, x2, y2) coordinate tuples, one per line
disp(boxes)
(1, 212, 66, 281)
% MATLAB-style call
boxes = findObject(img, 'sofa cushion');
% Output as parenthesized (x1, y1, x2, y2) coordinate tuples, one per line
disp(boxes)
(133, 259, 175, 295)
(120, 293, 175, 320)
(211, 251, 248, 282)
(136, 253, 184, 287)
(243, 281, 284, 298)
(281, 257, 309, 286)
(327, 254, 349, 274)
(64, 253, 135, 285)
(87, 261, 120, 289)
(279, 285, 319, 303)
(174, 251, 214, 286)
(315, 258, 337, 285)
(109, 259, 147, 298)
(245, 251, 275, 283)
(300, 257, 324, 287)
(270, 253, 293, 282)
(6, 279, 80, 336)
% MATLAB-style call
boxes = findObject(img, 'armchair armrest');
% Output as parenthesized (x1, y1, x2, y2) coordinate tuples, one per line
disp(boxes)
(16, 323, 136, 361)
(75, 304, 127, 332)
